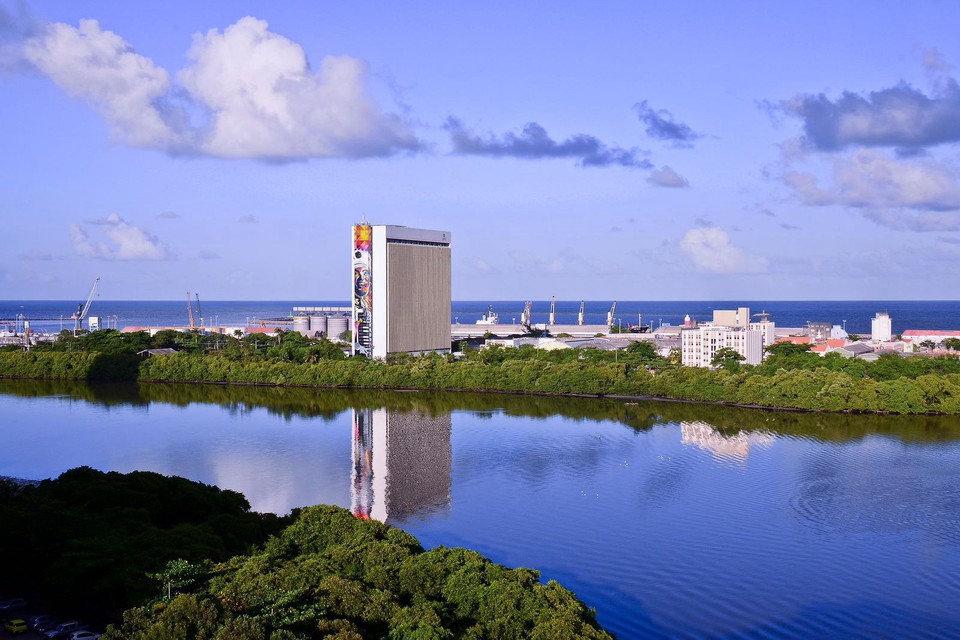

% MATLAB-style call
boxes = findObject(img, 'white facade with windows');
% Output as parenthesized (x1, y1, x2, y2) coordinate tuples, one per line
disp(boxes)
(681, 325, 765, 368)
(871, 312, 892, 342)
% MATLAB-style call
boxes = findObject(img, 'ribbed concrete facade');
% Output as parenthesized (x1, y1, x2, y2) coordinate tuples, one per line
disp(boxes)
(386, 243, 451, 354)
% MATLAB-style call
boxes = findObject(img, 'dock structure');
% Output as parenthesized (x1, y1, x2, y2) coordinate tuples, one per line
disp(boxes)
(451, 323, 610, 338)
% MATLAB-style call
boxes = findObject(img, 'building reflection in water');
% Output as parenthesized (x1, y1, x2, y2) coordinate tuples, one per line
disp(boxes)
(352, 408, 452, 523)
(680, 420, 774, 462)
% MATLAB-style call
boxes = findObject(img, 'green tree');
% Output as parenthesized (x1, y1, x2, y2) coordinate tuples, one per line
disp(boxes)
(711, 347, 745, 371)
(151, 559, 207, 600)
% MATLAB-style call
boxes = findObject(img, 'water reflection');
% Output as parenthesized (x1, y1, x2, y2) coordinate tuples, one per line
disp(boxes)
(1, 380, 959, 639)
(680, 420, 774, 462)
(352, 408, 452, 523)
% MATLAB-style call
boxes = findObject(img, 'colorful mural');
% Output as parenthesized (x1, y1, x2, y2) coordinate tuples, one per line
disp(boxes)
(352, 224, 373, 355)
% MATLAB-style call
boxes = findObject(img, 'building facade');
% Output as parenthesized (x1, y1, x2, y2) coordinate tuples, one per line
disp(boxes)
(871, 312, 892, 342)
(352, 224, 452, 359)
(681, 324, 765, 368)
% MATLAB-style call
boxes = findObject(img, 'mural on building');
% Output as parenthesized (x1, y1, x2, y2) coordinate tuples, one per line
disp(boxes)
(352, 224, 373, 354)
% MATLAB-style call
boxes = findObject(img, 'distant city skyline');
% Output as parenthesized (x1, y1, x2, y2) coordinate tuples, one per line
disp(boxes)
(2, 1, 960, 300)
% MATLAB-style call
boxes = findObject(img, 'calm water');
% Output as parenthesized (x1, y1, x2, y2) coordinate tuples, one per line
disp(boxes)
(3, 299, 960, 335)
(1, 380, 958, 639)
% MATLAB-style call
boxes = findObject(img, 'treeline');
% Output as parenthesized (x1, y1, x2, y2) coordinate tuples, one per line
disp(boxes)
(4, 378, 959, 444)
(2, 332, 960, 414)
(0, 468, 611, 639)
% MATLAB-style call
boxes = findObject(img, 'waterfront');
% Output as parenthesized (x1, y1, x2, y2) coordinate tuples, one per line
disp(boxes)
(3, 300, 960, 336)
(1, 380, 958, 639)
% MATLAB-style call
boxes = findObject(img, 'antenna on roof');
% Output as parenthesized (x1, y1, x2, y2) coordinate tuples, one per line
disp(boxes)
(360, 213, 368, 224)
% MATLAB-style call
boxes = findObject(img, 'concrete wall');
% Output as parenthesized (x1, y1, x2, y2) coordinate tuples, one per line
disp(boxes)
(385, 242, 451, 355)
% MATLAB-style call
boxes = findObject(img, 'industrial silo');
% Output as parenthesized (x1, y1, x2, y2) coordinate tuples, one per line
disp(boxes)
(292, 315, 311, 337)
(309, 315, 328, 337)
(327, 315, 349, 341)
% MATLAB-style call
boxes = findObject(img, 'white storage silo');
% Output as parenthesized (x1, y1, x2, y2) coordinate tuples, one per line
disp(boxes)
(292, 315, 311, 337)
(327, 316, 349, 341)
(309, 315, 328, 337)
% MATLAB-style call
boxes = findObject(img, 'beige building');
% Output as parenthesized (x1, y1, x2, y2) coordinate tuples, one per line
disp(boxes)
(681, 324, 765, 367)
(352, 224, 451, 359)
(681, 307, 771, 367)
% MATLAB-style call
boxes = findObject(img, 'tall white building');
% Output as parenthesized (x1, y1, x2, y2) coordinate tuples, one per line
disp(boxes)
(352, 224, 452, 359)
(871, 312, 892, 342)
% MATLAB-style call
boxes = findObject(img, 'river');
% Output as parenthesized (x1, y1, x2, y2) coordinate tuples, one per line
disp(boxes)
(1, 380, 958, 639)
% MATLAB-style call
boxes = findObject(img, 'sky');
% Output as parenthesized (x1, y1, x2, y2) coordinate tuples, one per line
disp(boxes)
(2, 1, 960, 301)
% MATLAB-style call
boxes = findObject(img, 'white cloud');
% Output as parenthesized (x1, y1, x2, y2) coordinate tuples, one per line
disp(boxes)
(647, 165, 690, 188)
(70, 214, 170, 260)
(679, 227, 768, 273)
(24, 19, 175, 147)
(784, 149, 960, 213)
(21, 16, 420, 159)
(181, 17, 420, 159)
(238, 214, 258, 224)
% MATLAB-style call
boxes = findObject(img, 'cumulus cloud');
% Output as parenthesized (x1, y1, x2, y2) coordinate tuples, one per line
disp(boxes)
(647, 165, 690, 188)
(158, 211, 179, 219)
(679, 227, 768, 274)
(784, 149, 960, 212)
(19, 16, 420, 159)
(445, 117, 652, 168)
(238, 214, 258, 224)
(70, 213, 170, 260)
(634, 100, 701, 145)
(23, 19, 175, 147)
(180, 17, 420, 159)
(783, 80, 960, 152)
(198, 249, 221, 260)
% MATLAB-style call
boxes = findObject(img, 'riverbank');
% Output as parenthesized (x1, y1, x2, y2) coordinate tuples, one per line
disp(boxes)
(2, 349, 959, 414)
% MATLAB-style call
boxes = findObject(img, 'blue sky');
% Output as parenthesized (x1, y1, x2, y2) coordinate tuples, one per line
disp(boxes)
(2, 1, 960, 301)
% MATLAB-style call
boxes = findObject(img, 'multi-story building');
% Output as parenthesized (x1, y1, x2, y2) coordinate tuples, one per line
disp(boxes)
(681, 324, 765, 367)
(352, 223, 452, 359)
(681, 306, 770, 367)
(871, 312, 892, 342)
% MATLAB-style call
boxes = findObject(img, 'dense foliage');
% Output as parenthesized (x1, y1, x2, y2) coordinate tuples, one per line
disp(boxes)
(3, 330, 960, 413)
(0, 468, 611, 639)
(104, 505, 611, 640)
(0, 468, 289, 621)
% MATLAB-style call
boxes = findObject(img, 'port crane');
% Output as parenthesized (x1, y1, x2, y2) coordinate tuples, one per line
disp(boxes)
(607, 301, 618, 327)
(187, 292, 196, 329)
(186, 292, 204, 329)
(74, 277, 100, 334)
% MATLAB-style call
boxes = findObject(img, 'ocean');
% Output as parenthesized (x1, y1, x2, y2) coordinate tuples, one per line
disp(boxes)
(2, 300, 960, 335)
